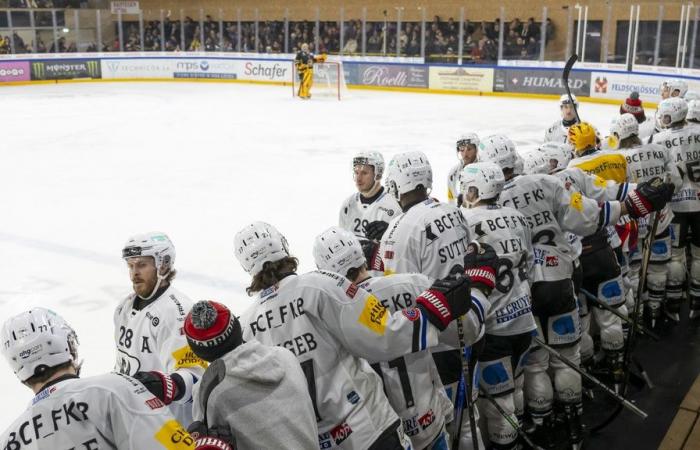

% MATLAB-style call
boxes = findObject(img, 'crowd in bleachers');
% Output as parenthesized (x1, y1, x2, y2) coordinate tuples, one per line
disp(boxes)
(0, 14, 553, 62)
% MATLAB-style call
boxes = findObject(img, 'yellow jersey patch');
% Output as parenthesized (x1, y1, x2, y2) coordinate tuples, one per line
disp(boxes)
(592, 175, 607, 188)
(172, 345, 208, 370)
(572, 153, 627, 183)
(570, 191, 584, 212)
(447, 189, 455, 200)
(358, 295, 389, 335)
(155, 419, 196, 449)
(383, 269, 396, 276)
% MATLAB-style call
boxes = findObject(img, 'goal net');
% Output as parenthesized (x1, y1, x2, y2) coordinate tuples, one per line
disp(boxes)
(292, 61, 350, 100)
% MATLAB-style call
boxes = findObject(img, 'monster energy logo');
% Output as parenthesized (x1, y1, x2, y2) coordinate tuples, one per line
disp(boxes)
(32, 60, 101, 80)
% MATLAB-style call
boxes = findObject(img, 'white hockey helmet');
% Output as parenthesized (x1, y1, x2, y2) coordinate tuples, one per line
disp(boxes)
(234, 221, 290, 276)
(122, 232, 176, 274)
(560, 93, 578, 107)
(385, 151, 433, 200)
(685, 90, 700, 102)
(519, 149, 549, 175)
(477, 134, 519, 173)
(657, 97, 688, 127)
(1, 308, 79, 382)
(353, 151, 385, 181)
(538, 142, 573, 173)
(456, 132, 480, 150)
(610, 113, 640, 142)
(667, 79, 689, 98)
(313, 226, 366, 276)
(459, 162, 505, 207)
(687, 100, 700, 122)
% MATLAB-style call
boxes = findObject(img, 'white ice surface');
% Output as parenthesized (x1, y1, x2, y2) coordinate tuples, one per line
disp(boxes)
(0, 82, 620, 429)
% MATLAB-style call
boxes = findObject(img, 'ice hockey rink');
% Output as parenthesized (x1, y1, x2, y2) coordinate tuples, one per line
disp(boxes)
(0, 81, 678, 440)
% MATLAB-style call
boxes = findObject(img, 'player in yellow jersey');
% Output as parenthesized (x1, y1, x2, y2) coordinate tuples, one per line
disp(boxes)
(295, 43, 327, 99)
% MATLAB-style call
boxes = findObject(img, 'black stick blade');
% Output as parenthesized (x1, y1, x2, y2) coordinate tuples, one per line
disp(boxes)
(564, 54, 579, 80)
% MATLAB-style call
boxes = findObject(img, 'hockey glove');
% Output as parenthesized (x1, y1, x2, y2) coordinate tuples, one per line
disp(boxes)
(134, 371, 185, 405)
(189, 421, 235, 450)
(463, 242, 498, 297)
(359, 238, 383, 272)
(416, 276, 471, 331)
(364, 220, 389, 241)
(624, 176, 675, 219)
(195, 437, 234, 450)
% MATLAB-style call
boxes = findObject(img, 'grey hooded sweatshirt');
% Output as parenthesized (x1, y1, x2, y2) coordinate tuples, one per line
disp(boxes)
(192, 340, 319, 450)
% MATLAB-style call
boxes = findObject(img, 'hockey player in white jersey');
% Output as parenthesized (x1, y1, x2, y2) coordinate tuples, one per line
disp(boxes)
(378, 152, 491, 392)
(339, 151, 401, 241)
(447, 133, 480, 206)
(688, 99, 700, 127)
(115, 232, 208, 426)
(653, 97, 700, 319)
(459, 162, 538, 450)
(234, 221, 492, 450)
(313, 226, 470, 450)
(480, 133, 671, 446)
(610, 113, 683, 320)
(661, 79, 689, 100)
(544, 94, 580, 144)
(1, 308, 198, 450)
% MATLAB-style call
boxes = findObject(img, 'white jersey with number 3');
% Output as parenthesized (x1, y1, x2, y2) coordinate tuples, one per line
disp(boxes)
(462, 205, 537, 337)
(357, 273, 453, 450)
(239, 270, 444, 450)
(0, 373, 194, 450)
(653, 125, 700, 213)
(113, 285, 208, 426)
(498, 174, 615, 282)
(339, 188, 401, 237)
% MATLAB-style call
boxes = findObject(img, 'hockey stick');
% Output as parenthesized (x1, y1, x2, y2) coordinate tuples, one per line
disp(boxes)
(478, 387, 542, 450)
(533, 338, 648, 419)
(563, 54, 581, 123)
(579, 288, 660, 341)
(453, 317, 480, 450)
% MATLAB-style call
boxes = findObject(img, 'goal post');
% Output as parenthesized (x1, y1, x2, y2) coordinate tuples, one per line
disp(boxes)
(292, 60, 349, 100)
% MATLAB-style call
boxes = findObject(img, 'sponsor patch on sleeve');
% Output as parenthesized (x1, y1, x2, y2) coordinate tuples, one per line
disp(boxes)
(402, 307, 420, 321)
(171, 345, 208, 370)
(358, 295, 389, 335)
(384, 250, 394, 260)
(569, 191, 584, 212)
(146, 397, 165, 410)
(154, 419, 196, 449)
(345, 283, 358, 299)
(592, 175, 607, 188)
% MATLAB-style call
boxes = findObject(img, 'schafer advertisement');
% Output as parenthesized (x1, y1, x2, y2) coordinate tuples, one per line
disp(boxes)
(428, 67, 494, 92)
(494, 68, 589, 96)
(31, 59, 101, 80)
(345, 63, 428, 88)
(0, 61, 31, 82)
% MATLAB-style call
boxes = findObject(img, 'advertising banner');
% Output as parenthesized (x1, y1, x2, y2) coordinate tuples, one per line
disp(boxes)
(111, 1, 139, 14)
(172, 59, 239, 79)
(346, 63, 428, 88)
(0, 61, 31, 82)
(235, 60, 291, 82)
(494, 68, 589, 96)
(101, 59, 175, 78)
(591, 71, 700, 101)
(428, 67, 494, 92)
(31, 59, 101, 80)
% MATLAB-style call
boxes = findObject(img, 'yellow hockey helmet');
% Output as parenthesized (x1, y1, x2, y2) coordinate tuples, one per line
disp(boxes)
(568, 122, 598, 155)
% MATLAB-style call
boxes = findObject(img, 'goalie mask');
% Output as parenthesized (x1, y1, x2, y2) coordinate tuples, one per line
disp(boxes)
(2, 308, 80, 382)
(459, 162, 505, 208)
(313, 226, 366, 276)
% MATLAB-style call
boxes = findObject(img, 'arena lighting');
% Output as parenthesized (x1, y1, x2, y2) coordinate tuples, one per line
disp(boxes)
(62, 27, 70, 33)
